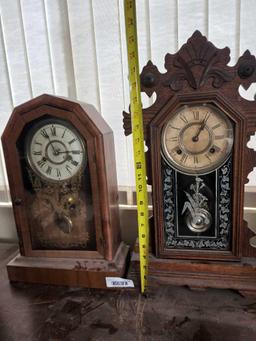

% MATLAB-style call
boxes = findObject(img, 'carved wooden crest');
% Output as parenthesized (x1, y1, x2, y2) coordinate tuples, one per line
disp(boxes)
(163, 31, 235, 90)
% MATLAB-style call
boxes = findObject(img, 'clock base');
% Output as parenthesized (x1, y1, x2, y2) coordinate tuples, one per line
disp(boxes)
(129, 248, 256, 294)
(7, 242, 129, 289)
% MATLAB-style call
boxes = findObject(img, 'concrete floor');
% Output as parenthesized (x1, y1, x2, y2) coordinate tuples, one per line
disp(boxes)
(0, 243, 256, 341)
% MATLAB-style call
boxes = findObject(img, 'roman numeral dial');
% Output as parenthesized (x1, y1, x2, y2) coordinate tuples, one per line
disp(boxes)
(26, 119, 86, 182)
(162, 104, 234, 174)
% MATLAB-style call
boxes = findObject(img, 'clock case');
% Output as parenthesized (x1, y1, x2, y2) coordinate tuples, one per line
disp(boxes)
(2, 94, 129, 288)
(123, 31, 256, 295)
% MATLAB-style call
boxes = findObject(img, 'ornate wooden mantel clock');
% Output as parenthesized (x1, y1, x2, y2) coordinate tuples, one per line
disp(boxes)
(2, 94, 129, 288)
(123, 31, 256, 295)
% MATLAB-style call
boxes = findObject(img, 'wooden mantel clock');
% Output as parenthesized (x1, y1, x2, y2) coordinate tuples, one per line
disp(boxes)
(123, 31, 256, 295)
(2, 94, 129, 288)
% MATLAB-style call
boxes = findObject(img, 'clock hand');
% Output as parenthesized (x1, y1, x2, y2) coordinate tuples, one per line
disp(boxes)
(192, 119, 206, 142)
(47, 137, 58, 155)
(56, 150, 82, 154)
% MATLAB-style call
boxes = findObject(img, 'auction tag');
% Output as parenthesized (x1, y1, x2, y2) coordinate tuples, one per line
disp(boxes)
(105, 277, 135, 288)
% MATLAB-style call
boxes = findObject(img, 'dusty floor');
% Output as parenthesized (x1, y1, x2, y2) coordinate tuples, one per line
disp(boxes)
(0, 243, 256, 341)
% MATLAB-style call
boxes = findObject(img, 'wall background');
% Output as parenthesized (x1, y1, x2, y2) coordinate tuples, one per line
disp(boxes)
(0, 0, 256, 242)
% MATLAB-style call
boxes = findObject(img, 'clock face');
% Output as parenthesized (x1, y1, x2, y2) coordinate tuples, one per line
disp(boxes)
(26, 119, 86, 182)
(161, 104, 234, 174)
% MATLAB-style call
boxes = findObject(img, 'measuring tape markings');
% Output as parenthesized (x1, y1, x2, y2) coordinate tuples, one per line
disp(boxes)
(124, 0, 149, 293)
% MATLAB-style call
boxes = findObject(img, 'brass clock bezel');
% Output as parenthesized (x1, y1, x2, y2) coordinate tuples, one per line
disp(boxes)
(161, 103, 234, 175)
(25, 117, 87, 183)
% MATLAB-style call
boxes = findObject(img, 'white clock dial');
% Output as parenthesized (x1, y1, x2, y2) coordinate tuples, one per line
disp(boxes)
(26, 119, 86, 182)
(161, 104, 234, 174)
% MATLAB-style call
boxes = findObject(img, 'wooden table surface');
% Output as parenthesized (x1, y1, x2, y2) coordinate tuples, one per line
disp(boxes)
(0, 243, 256, 341)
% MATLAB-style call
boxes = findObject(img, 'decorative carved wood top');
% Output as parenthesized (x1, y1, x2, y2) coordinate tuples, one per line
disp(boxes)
(123, 31, 256, 141)
(163, 30, 235, 91)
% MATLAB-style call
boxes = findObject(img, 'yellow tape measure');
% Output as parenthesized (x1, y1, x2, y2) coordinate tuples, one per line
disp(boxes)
(124, 0, 149, 293)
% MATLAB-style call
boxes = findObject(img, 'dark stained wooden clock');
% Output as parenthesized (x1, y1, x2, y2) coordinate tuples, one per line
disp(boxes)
(2, 94, 129, 288)
(123, 31, 256, 295)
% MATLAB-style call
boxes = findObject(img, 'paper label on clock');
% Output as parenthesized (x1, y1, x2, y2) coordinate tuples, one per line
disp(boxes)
(105, 277, 134, 288)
